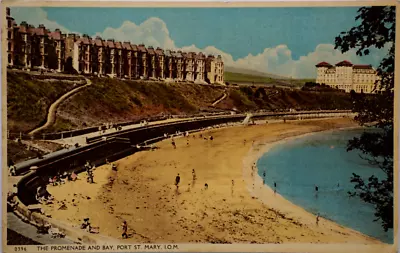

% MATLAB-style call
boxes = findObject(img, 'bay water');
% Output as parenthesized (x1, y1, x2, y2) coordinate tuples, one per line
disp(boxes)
(257, 128, 393, 243)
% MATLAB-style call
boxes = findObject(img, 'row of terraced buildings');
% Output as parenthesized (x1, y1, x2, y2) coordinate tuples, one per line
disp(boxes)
(6, 8, 225, 84)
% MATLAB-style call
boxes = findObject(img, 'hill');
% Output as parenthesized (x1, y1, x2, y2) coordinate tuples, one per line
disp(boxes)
(6, 70, 85, 133)
(224, 70, 314, 88)
(224, 66, 287, 79)
(7, 71, 352, 135)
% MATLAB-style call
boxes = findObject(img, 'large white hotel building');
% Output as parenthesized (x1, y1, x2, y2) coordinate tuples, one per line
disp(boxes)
(315, 60, 380, 94)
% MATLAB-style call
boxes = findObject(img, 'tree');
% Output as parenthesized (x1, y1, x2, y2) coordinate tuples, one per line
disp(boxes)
(334, 6, 395, 231)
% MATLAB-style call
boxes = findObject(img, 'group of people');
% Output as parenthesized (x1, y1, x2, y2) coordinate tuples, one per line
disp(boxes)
(250, 159, 322, 226)
(169, 131, 216, 149)
(175, 171, 209, 191)
(85, 161, 95, 184)
(49, 171, 78, 186)
(80, 218, 128, 238)
(35, 185, 54, 204)
(80, 218, 99, 234)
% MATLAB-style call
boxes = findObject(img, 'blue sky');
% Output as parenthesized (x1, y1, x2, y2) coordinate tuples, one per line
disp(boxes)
(10, 7, 390, 78)
(41, 7, 360, 61)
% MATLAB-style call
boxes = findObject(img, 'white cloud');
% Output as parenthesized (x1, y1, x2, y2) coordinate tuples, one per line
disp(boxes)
(93, 18, 176, 49)
(11, 7, 79, 34)
(11, 8, 390, 79)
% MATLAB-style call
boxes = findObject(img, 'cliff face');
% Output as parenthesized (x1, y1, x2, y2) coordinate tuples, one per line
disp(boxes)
(7, 72, 352, 134)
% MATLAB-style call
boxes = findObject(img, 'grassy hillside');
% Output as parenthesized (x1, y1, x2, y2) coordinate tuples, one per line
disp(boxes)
(7, 71, 352, 135)
(49, 78, 225, 132)
(224, 71, 314, 87)
(215, 86, 352, 112)
(225, 71, 274, 84)
(7, 70, 83, 133)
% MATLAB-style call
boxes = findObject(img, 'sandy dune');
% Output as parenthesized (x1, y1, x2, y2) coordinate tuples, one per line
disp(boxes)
(41, 118, 386, 244)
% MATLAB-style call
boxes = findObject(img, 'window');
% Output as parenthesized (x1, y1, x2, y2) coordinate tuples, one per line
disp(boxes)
(8, 42, 11, 51)
(8, 31, 11, 38)
(8, 54, 12, 63)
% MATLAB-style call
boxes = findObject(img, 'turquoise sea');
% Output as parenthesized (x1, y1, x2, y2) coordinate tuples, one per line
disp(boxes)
(257, 128, 393, 243)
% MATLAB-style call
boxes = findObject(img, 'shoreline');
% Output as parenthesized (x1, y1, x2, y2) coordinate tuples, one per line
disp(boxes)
(242, 126, 385, 244)
(39, 118, 390, 246)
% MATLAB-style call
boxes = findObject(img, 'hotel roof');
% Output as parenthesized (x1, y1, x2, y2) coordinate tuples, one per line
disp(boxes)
(138, 44, 147, 53)
(336, 60, 353, 66)
(122, 42, 132, 50)
(106, 40, 115, 48)
(196, 54, 205, 60)
(49, 30, 63, 40)
(131, 44, 138, 51)
(155, 47, 164, 56)
(315, 61, 333, 67)
(94, 38, 104, 47)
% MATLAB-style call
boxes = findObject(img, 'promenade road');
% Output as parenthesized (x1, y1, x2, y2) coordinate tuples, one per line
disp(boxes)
(50, 116, 227, 146)
(7, 212, 74, 245)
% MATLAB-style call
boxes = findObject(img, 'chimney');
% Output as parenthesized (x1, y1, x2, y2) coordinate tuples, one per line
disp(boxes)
(21, 21, 28, 27)
(39, 24, 45, 28)
(55, 28, 60, 32)
(6, 7, 10, 16)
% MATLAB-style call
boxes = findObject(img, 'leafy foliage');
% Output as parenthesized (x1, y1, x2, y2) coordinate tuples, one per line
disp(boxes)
(335, 6, 395, 231)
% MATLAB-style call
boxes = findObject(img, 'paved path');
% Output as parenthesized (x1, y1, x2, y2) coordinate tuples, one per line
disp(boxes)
(29, 78, 92, 136)
(7, 212, 74, 245)
(50, 116, 211, 146)
(212, 91, 228, 107)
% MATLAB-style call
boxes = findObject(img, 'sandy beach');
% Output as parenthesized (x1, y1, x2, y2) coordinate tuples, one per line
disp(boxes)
(41, 118, 387, 244)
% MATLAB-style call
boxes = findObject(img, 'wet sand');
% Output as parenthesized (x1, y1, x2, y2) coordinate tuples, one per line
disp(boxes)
(41, 118, 385, 244)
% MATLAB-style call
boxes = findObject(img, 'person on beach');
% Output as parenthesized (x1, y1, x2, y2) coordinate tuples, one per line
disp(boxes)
(210, 136, 214, 141)
(87, 170, 94, 184)
(243, 139, 246, 146)
(274, 182, 277, 193)
(192, 169, 196, 181)
(263, 170, 266, 184)
(171, 139, 176, 149)
(9, 165, 16, 176)
(316, 213, 320, 226)
(187, 140, 189, 146)
(71, 171, 77, 181)
(175, 174, 180, 189)
(204, 183, 208, 190)
(122, 221, 128, 239)
(112, 163, 117, 171)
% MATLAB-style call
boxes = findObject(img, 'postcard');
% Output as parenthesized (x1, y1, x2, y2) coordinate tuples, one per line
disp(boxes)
(2, 1, 398, 253)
